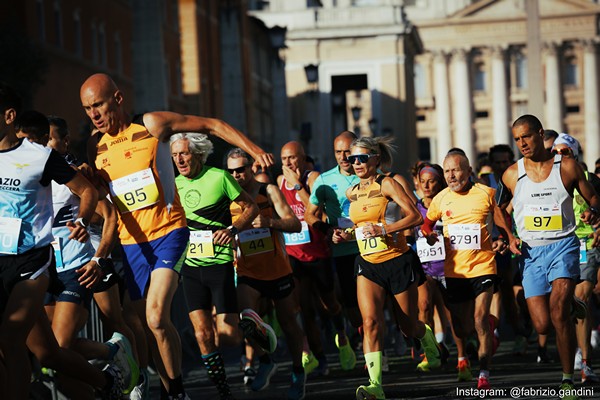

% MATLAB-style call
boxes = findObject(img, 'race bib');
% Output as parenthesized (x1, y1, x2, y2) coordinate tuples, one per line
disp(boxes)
(187, 230, 214, 258)
(580, 238, 587, 264)
(51, 237, 64, 268)
(0, 216, 21, 255)
(523, 204, 562, 231)
(238, 228, 274, 256)
(109, 168, 160, 213)
(416, 236, 446, 262)
(284, 221, 311, 246)
(448, 224, 481, 250)
(355, 224, 388, 255)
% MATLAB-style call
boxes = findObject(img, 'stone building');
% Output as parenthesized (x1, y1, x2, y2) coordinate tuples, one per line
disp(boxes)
(408, 0, 600, 167)
(250, 0, 424, 174)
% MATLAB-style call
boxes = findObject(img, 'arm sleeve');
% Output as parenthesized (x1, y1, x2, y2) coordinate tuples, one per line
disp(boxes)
(40, 150, 77, 187)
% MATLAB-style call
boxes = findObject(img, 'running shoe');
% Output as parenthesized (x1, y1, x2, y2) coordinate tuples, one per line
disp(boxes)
(416, 356, 430, 372)
(251, 361, 278, 392)
(243, 365, 256, 385)
(582, 363, 600, 384)
(101, 363, 124, 400)
(457, 359, 472, 382)
(419, 324, 441, 369)
(536, 346, 553, 364)
(477, 376, 491, 389)
(129, 368, 149, 400)
(239, 309, 277, 354)
(356, 381, 385, 400)
(287, 371, 306, 400)
(336, 333, 357, 371)
(559, 380, 581, 400)
(106, 332, 139, 394)
(302, 352, 319, 375)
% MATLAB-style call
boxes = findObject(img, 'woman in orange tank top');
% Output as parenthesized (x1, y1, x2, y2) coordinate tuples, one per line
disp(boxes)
(341, 137, 442, 400)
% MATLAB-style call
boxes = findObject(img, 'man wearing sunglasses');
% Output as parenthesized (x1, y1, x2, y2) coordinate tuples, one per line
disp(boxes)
(226, 148, 308, 399)
(551, 133, 600, 385)
(277, 141, 352, 376)
(500, 115, 600, 397)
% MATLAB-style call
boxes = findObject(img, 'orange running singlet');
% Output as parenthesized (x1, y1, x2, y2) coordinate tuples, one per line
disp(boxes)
(95, 123, 186, 245)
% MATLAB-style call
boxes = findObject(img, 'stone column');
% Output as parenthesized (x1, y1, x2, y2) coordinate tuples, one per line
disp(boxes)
(491, 46, 510, 145)
(583, 40, 600, 167)
(433, 50, 452, 163)
(544, 42, 563, 132)
(452, 48, 475, 164)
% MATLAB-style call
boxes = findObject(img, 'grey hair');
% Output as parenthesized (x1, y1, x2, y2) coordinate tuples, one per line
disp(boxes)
(170, 132, 214, 164)
(351, 136, 396, 170)
(225, 147, 254, 165)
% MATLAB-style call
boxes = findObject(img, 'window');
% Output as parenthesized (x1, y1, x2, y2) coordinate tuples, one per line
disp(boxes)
(36, 0, 45, 42)
(73, 10, 82, 57)
(473, 62, 486, 92)
(307, 0, 322, 7)
(53, 1, 62, 47)
(565, 56, 578, 86)
(516, 52, 527, 89)
(414, 63, 426, 98)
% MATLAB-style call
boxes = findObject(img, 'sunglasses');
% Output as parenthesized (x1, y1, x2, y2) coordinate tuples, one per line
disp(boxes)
(227, 165, 248, 174)
(552, 148, 572, 156)
(348, 154, 378, 164)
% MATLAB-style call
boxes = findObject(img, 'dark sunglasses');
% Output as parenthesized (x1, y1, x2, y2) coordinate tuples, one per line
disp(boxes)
(347, 154, 378, 164)
(552, 148, 572, 156)
(227, 165, 248, 174)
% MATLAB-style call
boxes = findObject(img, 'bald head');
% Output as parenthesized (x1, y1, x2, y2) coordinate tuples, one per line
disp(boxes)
(80, 73, 125, 135)
(281, 141, 305, 157)
(281, 141, 306, 173)
(80, 73, 119, 100)
(333, 131, 356, 174)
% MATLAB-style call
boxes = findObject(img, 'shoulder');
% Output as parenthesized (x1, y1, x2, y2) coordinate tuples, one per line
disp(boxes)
(502, 163, 519, 189)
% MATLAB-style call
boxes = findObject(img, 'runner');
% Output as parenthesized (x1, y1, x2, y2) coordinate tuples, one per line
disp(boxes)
(171, 132, 275, 400)
(227, 147, 307, 399)
(277, 141, 353, 376)
(340, 136, 440, 400)
(499, 114, 600, 398)
(80, 73, 273, 399)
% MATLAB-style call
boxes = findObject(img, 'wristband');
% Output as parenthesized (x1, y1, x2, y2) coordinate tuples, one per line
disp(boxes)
(589, 207, 599, 215)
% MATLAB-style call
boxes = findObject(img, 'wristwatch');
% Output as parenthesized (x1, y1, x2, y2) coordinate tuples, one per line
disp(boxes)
(293, 183, 303, 191)
(75, 217, 89, 228)
(91, 256, 109, 269)
(226, 225, 239, 236)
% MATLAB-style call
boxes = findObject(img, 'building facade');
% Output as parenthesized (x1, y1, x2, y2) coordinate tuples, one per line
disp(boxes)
(250, 0, 423, 175)
(408, 0, 600, 167)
